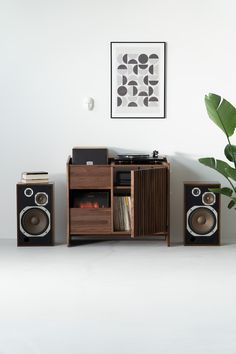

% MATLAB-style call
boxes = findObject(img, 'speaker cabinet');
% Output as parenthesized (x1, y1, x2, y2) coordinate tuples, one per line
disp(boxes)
(17, 183, 54, 246)
(184, 182, 220, 246)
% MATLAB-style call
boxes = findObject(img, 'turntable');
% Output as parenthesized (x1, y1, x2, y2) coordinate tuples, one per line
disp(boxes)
(112, 150, 167, 165)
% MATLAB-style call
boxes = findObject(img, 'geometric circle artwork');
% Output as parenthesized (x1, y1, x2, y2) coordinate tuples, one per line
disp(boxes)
(117, 53, 159, 108)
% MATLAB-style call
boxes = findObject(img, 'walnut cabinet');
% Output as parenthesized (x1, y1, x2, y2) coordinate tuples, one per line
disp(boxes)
(66, 157, 170, 246)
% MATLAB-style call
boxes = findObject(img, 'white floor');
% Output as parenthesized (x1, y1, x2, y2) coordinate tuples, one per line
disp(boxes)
(0, 239, 236, 354)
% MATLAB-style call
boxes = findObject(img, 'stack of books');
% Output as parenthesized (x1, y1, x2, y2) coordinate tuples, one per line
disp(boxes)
(113, 196, 131, 231)
(21, 171, 49, 184)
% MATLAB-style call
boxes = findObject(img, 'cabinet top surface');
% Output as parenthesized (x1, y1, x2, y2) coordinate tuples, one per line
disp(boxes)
(67, 156, 169, 168)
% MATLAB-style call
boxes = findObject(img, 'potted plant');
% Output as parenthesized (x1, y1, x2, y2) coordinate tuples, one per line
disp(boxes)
(199, 93, 236, 209)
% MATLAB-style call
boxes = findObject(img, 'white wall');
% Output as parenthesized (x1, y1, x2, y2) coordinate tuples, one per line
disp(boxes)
(1, 0, 236, 242)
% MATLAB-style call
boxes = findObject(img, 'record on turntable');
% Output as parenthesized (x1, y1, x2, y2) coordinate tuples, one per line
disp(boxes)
(113, 150, 167, 165)
(117, 154, 150, 160)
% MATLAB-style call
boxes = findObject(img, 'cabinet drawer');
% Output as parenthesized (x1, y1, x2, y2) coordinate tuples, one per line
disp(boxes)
(70, 208, 112, 234)
(69, 166, 111, 189)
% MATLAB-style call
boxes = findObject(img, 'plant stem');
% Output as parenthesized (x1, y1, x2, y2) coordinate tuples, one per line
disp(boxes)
(225, 136, 236, 192)
(227, 135, 236, 169)
(226, 176, 236, 193)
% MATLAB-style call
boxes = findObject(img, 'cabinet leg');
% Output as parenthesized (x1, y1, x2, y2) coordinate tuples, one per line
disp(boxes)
(167, 233, 170, 247)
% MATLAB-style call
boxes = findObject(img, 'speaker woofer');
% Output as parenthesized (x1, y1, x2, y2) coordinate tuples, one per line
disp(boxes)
(20, 207, 50, 237)
(187, 206, 217, 236)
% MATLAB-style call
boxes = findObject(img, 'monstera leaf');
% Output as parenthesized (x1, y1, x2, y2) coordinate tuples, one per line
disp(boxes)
(205, 93, 236, 137)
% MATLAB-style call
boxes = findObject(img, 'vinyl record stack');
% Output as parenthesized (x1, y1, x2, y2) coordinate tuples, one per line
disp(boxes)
(21, 171, 49, 184)
(113, 196, 131, 231)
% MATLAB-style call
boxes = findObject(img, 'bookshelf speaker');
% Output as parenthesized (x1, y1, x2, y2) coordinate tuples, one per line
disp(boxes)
(17, 183, 54, 246)
(184, 182, 220, 245)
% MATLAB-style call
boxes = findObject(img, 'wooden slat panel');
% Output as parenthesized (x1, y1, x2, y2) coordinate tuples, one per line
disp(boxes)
(166, 164, 170, 246)
(66, 156, 70, 245)
(70, 208, 112, 234)
(69, 166, 111, 189)
(132, 167, 167, 237)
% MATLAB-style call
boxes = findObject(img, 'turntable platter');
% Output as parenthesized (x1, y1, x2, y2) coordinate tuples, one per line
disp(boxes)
(117, 154, 150, 160)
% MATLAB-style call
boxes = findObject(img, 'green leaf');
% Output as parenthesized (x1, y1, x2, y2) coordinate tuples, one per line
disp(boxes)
(209, 187, 233, 197)
(198, 157, 232, 179)
(205, 93, 236, 137)
(227, 197, 236, 209)
(207, 93, 221, 108)
(225, 165, 236, 181)
(224, 144, 236, 162)
(228, 200, 235, 209)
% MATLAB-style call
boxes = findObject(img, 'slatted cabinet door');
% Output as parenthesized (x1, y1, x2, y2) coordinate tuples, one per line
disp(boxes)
(131, 166, 168, 238)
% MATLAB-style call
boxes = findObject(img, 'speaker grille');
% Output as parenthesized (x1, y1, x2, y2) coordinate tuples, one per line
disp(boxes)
(20, 207, 50, 236)
(187, 206, 217, 236)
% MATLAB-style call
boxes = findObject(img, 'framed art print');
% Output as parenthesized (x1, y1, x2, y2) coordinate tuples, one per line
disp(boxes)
(110, 42, 166, 119)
